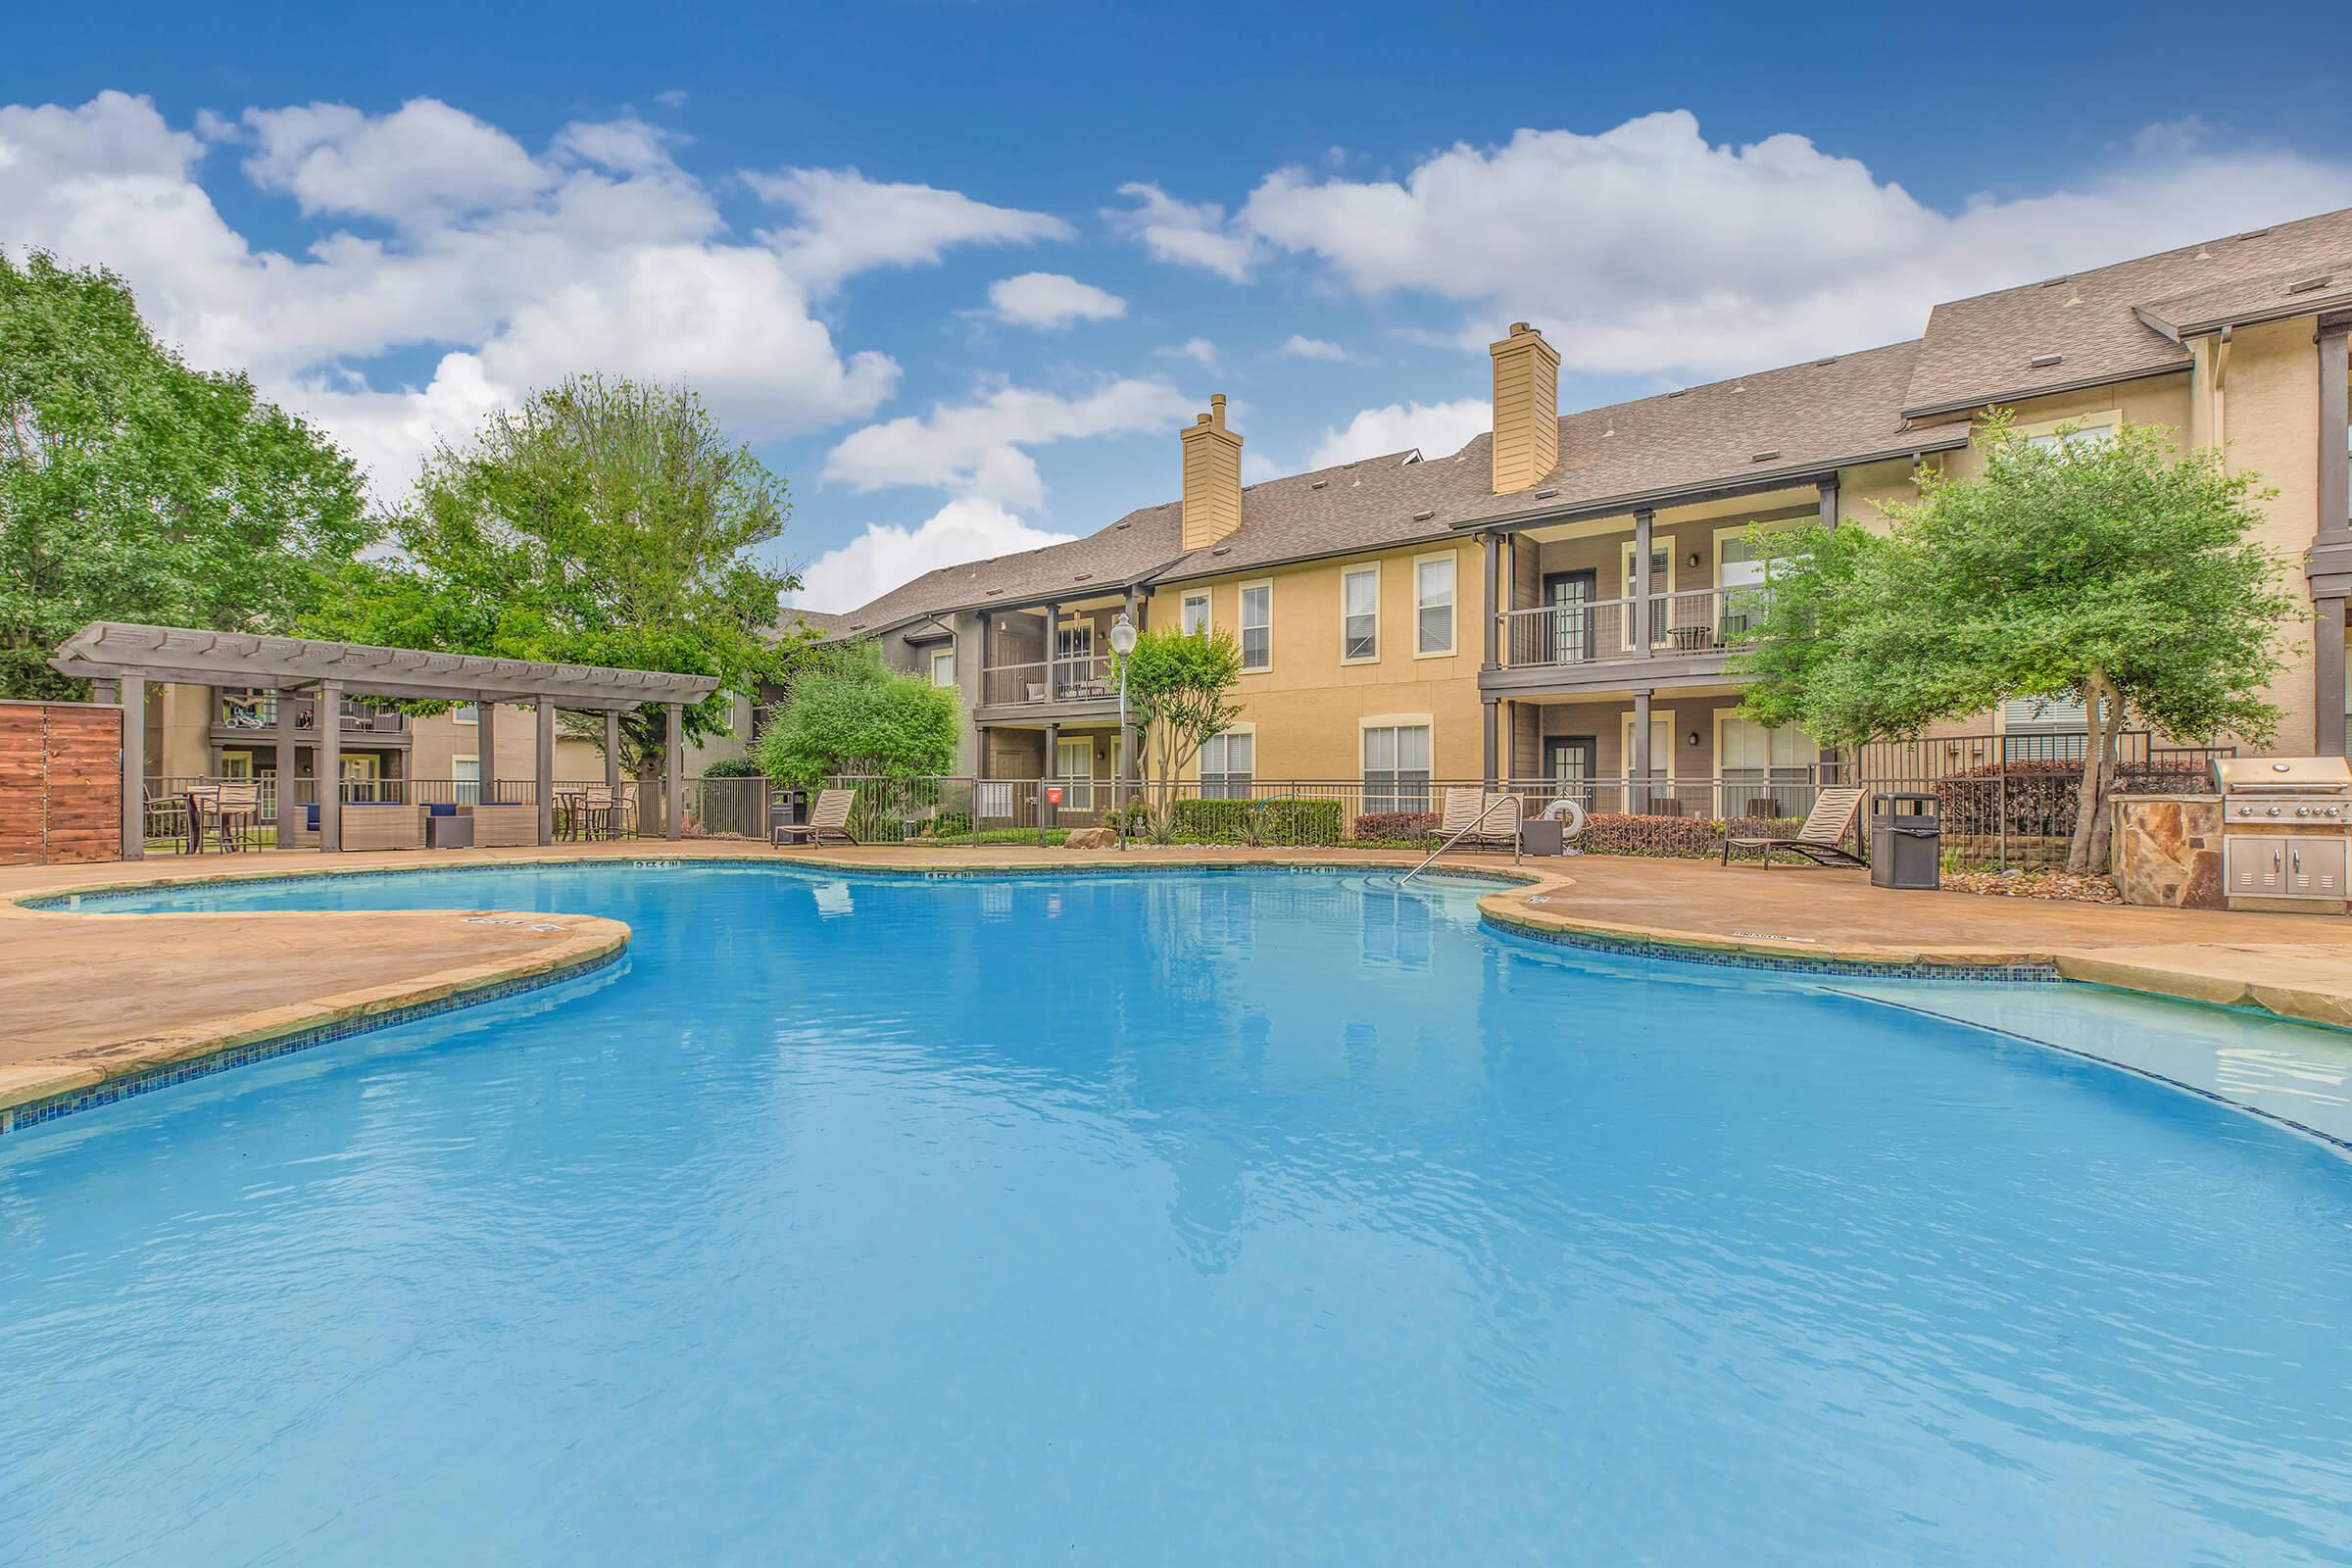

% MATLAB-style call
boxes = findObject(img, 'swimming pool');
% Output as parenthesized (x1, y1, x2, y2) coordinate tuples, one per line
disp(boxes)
(4, 864, 2349, 1564)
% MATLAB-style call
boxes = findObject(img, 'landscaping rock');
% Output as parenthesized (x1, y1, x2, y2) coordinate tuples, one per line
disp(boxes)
(1063, 827, 1120, 850)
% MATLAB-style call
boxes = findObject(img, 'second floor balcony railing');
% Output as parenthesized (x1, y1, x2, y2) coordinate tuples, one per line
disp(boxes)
(979, 654, 1119, 707)
(216, 691, 408, 735)
(1498, 587, 1774, 668)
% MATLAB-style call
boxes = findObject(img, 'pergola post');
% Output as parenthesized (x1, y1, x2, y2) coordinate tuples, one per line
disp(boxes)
(477, 700, 499, 803)
(273, 684, 299, 849)
(535, 698, 557, 846)
(318, 679, 343, 853)
(603, 710, 622, 796)
(664, 702, 683, 841)
(118, 675, 145, 860)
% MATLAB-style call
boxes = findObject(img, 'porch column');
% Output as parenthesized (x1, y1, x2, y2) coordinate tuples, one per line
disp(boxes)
(535, 698, 556, 846)
(477, 701, 499, 801)
(1483, 532, 1501, 670)
(2314, 321, 2350, 757)
(1634, 509, 1655, 659)
(1042, 720, 1059, 829)
(1043, 601, 1061, 699)
(664, 702, 683, 841)
(273, 684, 299, 849)
(603, 710, 622, 797)
(318, 680, 342, 853)
(1482, 698, 1498, 790)
(118, 675, 146, 860)
(1818, 475, 1840, 531)
(1630, 687, 1652, 814)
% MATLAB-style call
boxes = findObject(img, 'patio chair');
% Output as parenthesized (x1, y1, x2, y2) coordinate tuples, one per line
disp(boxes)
(1718, 786, 1867, 868)
(774, 787, 858, 848)
(213, 783, 264, 852)
(1437, 787, 1523, 852)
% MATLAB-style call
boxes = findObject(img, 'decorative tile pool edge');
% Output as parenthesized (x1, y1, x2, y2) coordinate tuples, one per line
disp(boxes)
(1824, 987, 2352, 1156)
(0, 942, 626, 1139)
(1481, 908, 2063, 983)
(20, 855, 1536, 910)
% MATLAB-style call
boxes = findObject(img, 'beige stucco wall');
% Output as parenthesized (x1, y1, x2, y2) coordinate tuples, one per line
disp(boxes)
(1159, 539, 1485, 780)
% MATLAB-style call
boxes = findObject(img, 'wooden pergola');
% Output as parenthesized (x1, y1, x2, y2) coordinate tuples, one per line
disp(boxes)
(51, 621, 720, 859)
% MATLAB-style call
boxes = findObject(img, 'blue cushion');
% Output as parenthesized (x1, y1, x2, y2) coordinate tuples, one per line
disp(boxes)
(427, 803, 457, 816)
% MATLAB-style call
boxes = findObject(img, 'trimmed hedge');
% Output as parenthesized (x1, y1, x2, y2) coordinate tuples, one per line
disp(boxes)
(1352, 810, 1441, 842)
(1167, 796, 1345, 846)
(1577, 812, 1810, 859)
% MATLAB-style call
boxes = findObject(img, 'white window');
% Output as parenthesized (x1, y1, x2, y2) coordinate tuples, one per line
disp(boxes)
(1181, 591, 1210, 636)
(1363, 723, 1432, 813)
(2028, 421, 2116, 452)
(1414, 554, 1455, 656)
(1239, 581, 1272, 670)
(1342, 566, 1379, 662)
(453, 702, 479, 725)
(1200, 730, 1254, 800)
(453, 757, 481, 806)
(1056, 622, 1094, 662)
(929, 649, 956, 687)
(1054, 737, 1095, 810)
(1717, 715, 1811, 818)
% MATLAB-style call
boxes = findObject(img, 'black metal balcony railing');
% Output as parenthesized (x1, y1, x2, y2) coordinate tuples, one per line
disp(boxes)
(215, 692, 407, 734)
(1496, 588, 1773, 668)
(979, 655, 1118, 707)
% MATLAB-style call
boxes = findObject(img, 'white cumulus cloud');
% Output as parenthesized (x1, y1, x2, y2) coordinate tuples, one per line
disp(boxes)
(1181, 111, 2352, 380)
(787, 498, 1076, 612)
(1308, 398, 1490, 469)
(1156, 337, 1218, 368)
(822, 378, 1196, 510)
(984, 270, 1126, 328)
(1108, 181, 1256, 281)
(751, 166, 1071, 293)
(1278, 334, 1352, 362)
(0, 91, 1074, 498)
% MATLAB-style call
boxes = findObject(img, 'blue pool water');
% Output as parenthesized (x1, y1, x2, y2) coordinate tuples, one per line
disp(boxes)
(4, 865, 2351, 1566)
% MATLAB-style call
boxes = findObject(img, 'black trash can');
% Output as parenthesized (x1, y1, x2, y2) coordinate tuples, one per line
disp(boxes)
(1869, 792, 1941, 890)
(769, 789, 808, 842)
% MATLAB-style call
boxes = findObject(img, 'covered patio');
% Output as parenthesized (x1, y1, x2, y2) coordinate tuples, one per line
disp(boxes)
(51, 622, 719, 859)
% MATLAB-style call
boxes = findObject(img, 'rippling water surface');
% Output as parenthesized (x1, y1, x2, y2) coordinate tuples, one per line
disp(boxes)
(4, 865, 2350, 1566)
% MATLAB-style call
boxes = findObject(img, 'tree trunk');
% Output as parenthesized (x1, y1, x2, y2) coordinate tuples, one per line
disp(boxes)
(2082, 684, 2129, 877)
(2064, 673, 2109, 875)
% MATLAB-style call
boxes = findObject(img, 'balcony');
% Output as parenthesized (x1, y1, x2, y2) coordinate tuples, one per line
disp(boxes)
(1486, 587, 1771, 693)
(976, 654, 1120, 714)
(213, 690, 410, 743)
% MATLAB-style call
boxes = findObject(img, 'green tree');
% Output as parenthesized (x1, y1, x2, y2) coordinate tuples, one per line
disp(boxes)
(1733, 416, 2298, 872)
(751, 642, 961, 789)
(1, 250, 373, 698)
(1117, 626, 1243, 830)
(310, 374, 800, 771)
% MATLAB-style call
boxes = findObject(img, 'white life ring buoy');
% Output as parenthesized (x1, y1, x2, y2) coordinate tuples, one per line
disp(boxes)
(1541, 798, 1588, 840)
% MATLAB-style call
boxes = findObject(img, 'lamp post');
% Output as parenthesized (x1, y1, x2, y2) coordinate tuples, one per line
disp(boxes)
(1109, 611, 1138, 851)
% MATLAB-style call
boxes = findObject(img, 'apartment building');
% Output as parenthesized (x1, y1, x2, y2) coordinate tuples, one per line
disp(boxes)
(816, 205, 2352, 812)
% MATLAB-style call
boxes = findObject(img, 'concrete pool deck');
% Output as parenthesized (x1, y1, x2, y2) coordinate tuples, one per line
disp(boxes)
(4, 841, 2350, 1127)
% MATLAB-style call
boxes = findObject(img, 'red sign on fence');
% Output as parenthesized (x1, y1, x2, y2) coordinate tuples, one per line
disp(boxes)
(1046, 786, 1063, 806)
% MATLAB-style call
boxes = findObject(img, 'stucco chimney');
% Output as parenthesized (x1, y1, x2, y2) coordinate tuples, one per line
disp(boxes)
(1489, 321, 1560, 494)
(1180, 393, 1244, 551)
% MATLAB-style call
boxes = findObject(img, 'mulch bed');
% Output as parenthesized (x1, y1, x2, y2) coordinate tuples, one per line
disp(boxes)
(1942, 869, 2122, 905)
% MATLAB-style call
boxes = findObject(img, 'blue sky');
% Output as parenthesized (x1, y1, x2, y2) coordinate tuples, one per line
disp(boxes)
(9, 0, 2352, 610)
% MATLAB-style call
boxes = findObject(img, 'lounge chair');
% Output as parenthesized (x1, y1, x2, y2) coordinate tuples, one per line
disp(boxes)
(774, 787, 858, 848)
(1436, 787, 1523, 852)
(1719, 786, 1867, 868)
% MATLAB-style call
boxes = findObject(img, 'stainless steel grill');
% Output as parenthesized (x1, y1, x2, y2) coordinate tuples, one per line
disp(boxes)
(2212, 756, 2352, 911)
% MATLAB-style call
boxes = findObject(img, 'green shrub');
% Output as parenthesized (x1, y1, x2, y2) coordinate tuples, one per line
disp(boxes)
(701, 755, 763, 778)
(1167, 796, 1343, 846)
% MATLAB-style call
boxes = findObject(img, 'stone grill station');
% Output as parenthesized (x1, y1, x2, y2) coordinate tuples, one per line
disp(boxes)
(2213, 755, 2352, 913)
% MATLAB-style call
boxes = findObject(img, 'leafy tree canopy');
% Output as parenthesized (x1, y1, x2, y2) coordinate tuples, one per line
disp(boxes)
(751, 641, 961, 789)
(1732, 416, 2298, 870)
(1, 250, 374, 699)
(308, 374, 800, 763)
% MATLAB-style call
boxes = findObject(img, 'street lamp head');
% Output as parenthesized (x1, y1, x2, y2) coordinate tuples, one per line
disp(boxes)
(1109, 612, 1138, 656)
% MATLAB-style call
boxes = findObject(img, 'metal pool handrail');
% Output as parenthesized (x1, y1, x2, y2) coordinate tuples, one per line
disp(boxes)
(1400, 794, 1521, 884)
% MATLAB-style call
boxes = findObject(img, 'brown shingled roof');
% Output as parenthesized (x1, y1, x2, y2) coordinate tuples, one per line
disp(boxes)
(1903, 206, 2352, 417)
(2135, 255, 2352, 339)
(819, 501, 1187, 638)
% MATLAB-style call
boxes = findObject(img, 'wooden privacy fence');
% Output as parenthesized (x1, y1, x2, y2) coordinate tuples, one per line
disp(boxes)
(0, 701, 122, 866)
